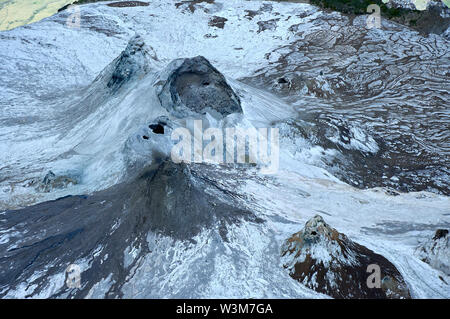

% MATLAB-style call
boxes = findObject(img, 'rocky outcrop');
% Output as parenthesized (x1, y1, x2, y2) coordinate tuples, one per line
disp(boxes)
(415, 229, 449, 276)
(36, 170, 77, 193)
(281, 215, 410, 299)
(157, 56, 242, 118)
(105, 34, 156, 92)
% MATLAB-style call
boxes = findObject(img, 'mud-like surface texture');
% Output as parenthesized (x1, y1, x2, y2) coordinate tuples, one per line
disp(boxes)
(158, 56, 242, 117)
(0, 0, 448, 299)
(0, 161, 262, 298)
(275, 116, 450, 195)
(281, 215, 411, 298)
(243, 11, 450, 195)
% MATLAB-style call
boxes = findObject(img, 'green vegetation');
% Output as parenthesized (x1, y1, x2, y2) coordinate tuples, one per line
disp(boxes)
(306, 0, 450, 35)
(309, 0, 416, 19)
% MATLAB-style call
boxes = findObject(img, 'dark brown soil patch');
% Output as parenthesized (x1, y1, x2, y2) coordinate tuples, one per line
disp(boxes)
(107, 1, 149, 7)
(208, 16, 228, 29)
(175, 0, 215, 13)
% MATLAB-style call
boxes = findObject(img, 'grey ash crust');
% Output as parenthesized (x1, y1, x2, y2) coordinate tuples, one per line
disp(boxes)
(158, 56, 242, 118)
(0, 161, 262, 298)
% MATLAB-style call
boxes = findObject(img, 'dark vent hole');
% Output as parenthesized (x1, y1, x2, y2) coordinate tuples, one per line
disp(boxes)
(149, 123, 165, 134)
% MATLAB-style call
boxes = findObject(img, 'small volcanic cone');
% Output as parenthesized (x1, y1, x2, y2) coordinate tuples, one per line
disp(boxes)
(157, 56, 242, 117)
(281, 215, 411, 299)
